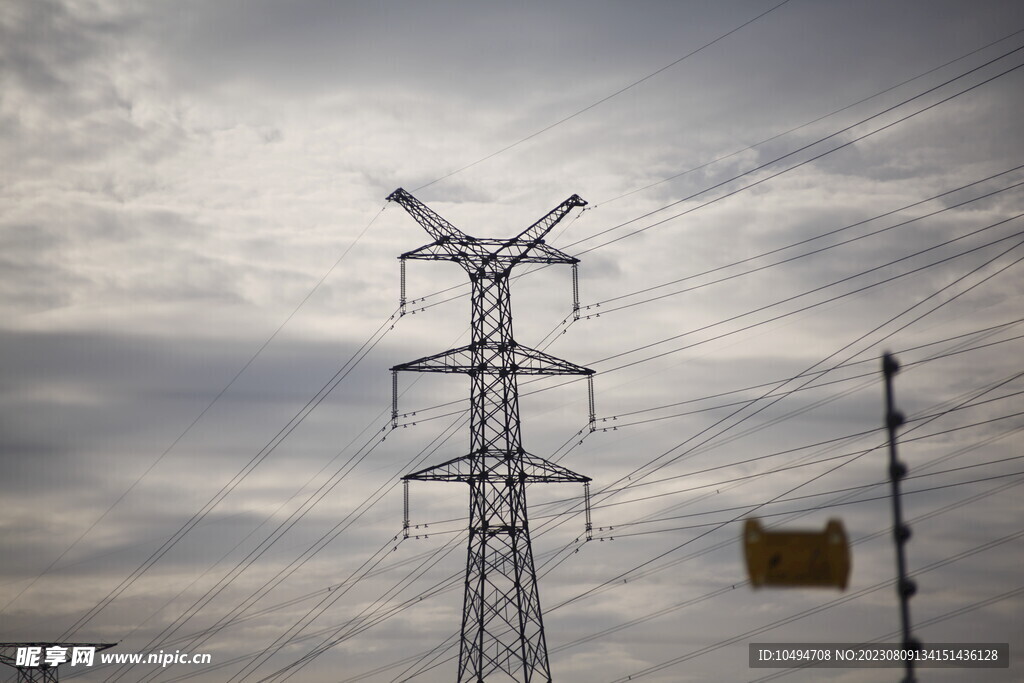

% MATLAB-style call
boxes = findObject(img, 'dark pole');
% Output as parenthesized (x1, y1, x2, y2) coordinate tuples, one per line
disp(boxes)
(882, 352, 919, 683)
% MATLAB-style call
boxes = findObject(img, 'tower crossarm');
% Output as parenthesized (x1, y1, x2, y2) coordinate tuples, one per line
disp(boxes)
(513, 194, 587, 244)
(506, 344, 593, 375)
(401, 239, 576, 267)
(404, 452, 589, 484)
(489, 240, 578, 267)
(392, 346, 475, 374)
(399, 242, 478, 265)
(487, 194, 587, 271)
(392, 343, 592, 376)
(387, 188, 490, 261)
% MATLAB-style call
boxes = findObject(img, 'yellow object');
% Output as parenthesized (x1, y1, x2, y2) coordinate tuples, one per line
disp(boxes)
(744, 518, 850, 590)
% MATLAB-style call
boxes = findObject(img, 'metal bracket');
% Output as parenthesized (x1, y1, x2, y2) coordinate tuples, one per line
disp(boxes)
(391, 370, 399, 430)
(399, 258, 407, 316)
(572, 261, 581, 321)
(403, 479, 410, 539)
(588, 374, 597, 432)
(584, 481, 593, 541)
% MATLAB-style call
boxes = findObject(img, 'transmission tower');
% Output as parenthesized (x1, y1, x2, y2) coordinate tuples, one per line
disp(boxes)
(0, 643, 115, 682)
(388, 188, 593, 682)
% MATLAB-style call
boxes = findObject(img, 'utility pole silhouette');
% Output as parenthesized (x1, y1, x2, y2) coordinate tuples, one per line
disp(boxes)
(388, 188, 593, 682)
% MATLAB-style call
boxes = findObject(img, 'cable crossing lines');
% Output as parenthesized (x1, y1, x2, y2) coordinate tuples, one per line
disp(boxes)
(566, 41, 1024, 256)
(412, 0, 794, 193)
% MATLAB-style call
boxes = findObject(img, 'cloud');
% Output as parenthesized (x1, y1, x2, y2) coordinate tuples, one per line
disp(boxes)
(2, 1, 1023, 680)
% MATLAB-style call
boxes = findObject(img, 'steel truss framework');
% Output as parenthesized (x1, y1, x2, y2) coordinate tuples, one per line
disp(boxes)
(388, 188, 592, 682)
(0, 643, 116, 682)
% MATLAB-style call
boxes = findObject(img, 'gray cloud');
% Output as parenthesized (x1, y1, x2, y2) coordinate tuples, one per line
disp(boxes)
(2, 1, 1023, 680)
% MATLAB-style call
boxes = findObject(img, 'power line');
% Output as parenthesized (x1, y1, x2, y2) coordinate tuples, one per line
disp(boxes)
(502, 222, 1024, 427)
(225, 405, 1020, 683)
(595, 27, 1024, 207)
(115, 411, 469, 682)
(461, 211, 1024, 418)
(112, 337, 480, 676)
(412, 0, 794, 192)
(565, 42, 1024, 254)
(387, 245, 1024, 652)
(59, 305, 399, 640)
(606, 537, 1024, 682)
(393, 10, 1024, 337)
(542, 247, 1024, 611)
(291, 359, 1024, 680)
(602, 463, 1024, 540)
(113, 322, 481, 672)
(311, 315, 1024, 671)
(592, 223, 1024, 371)
(110, 423, 399, 682)
(421, 389, 1024, 532)
(588, 364, 1024, 541)
(561, 527, 1024, 663)
(539, 233, 1024, 510)
(66, 31, 1024, 679)
(388, 474, 1024, 682)
(398, 315, 1024, 428)
(591, 324, 1024, 428)
(34, 12, 1024, 683)
(1, 206, 387, 620)
(585, 179, 1024, 317)
(351, 467, 1024, 682)
(749, 585, 1024, 681)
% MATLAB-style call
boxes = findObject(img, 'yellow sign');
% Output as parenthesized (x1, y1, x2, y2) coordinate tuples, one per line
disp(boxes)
(744, 518, 850, 590)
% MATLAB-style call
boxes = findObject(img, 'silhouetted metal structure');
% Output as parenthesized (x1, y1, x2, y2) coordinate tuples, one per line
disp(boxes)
(0, 643, 115, 682)
(882, 352, 919, 683)
(388, 188, 592, 682)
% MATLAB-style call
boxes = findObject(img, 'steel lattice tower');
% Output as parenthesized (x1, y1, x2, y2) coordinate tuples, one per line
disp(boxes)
(388, 188, 593, 682)
(0, 643, 116, 682)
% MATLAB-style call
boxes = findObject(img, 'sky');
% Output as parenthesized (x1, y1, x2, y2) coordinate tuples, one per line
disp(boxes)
(2, 0, 1023, 681)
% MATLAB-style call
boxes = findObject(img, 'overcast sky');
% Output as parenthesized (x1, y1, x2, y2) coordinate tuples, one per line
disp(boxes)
(2, 1, 1023, 681)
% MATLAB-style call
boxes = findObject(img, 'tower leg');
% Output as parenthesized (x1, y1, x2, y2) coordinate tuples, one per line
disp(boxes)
(458, 480, 549, 683)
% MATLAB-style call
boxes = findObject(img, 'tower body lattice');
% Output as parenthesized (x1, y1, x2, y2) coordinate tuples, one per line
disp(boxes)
(388, 188, 592, 682)
(0, 643, 116, 682)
